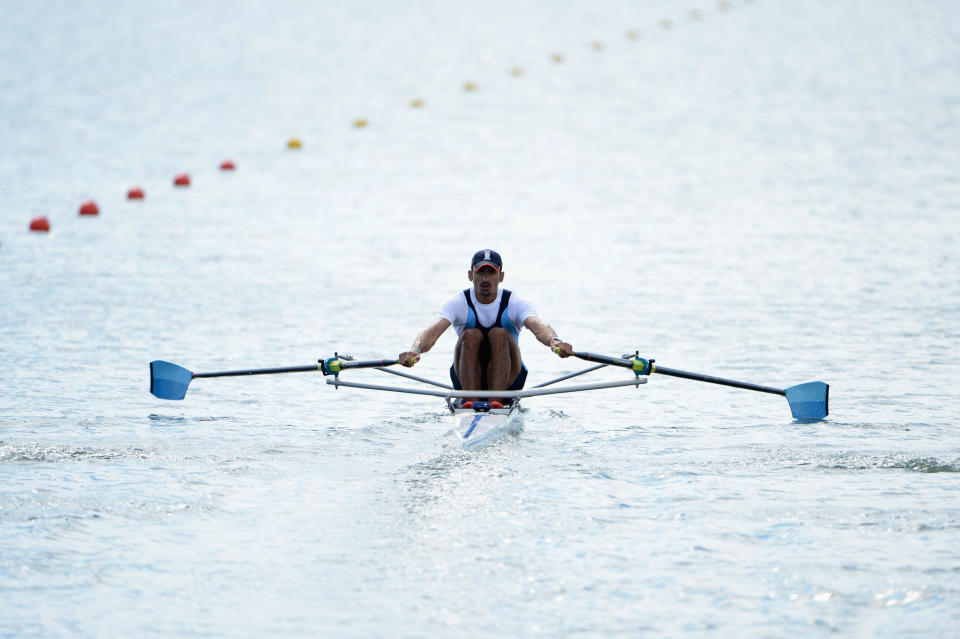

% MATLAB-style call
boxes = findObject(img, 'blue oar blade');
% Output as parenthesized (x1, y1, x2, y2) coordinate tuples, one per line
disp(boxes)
(784, 381, 829, 420)
(150, 360, 193, 400)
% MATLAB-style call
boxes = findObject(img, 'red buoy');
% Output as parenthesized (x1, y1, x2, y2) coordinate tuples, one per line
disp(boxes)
(219, 160, 236, 171)
(127, 186, 145, 200)
(29, 216, 51, 232)
(173, 173, 191, 187)
(79, 200, 99, 216)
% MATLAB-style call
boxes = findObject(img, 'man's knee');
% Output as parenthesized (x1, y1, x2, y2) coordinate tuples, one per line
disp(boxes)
(460, 328, 484, 349)
(487, 327, 510, 344)
(488, 328, 519, 355)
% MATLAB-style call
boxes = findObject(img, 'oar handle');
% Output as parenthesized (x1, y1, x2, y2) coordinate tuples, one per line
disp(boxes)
(321, 356, 399, 375)
(571, 352, 652, 374)
(341, 358, 401, 369)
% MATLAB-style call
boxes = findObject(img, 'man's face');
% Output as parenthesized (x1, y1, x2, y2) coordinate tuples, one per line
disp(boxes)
(469, 265, 503, 303)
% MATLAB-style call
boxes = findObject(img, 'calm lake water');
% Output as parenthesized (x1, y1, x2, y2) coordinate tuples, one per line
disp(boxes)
(2, 0, 958, 636)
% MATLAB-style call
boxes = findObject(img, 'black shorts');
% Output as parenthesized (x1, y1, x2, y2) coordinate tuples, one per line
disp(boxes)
(450, 364, 527, 391)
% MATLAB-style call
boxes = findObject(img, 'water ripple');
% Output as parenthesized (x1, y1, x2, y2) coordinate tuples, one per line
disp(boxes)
(823, 454, 960, 473)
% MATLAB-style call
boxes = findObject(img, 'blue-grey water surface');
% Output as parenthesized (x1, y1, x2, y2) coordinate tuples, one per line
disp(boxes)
(2, 0, 959, 636)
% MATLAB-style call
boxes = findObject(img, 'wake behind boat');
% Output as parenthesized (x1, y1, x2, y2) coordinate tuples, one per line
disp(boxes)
(148, 350, 828, 450)
(450, 400, 523, 450)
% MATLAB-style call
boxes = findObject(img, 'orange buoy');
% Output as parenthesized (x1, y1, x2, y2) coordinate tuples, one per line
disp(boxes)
(173, 173, 191, 187)
(220, 160, 236, 171)
(79, 200, 99, 216)
(127, 186, 145, 199)
(29, 216, 51, 232)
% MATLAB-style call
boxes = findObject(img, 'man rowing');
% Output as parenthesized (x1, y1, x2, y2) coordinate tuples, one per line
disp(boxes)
(399, 249, 574, 402)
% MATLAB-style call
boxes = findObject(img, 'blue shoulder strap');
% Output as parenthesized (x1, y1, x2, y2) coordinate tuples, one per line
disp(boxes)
(462, 289, 477, 329)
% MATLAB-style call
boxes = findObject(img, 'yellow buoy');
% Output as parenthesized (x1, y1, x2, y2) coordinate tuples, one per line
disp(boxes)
(590, 41, 604, 51)
(551, 53, 564, 63)
(660, 18, 674, 29)
(353, 118, 368, 128)
(625, 29, 640, 41)
(410, 98, 424, 107)
(718, 0, 731, 10)
(510, 67, 524, 77)
(690, 9, 703, 20)
(287, 138, 302, 149)
(464, 82, 476, 91)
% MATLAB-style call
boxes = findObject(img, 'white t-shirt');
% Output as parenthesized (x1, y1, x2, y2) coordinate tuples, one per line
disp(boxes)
(439, 289, 537, 337)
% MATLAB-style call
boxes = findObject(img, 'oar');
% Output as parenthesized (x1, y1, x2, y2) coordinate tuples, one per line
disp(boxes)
(149, 355, 400, 400)
(568, 351, 829, 420)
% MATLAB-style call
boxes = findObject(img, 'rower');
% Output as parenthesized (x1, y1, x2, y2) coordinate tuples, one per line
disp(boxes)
(398, 249, 574, 402)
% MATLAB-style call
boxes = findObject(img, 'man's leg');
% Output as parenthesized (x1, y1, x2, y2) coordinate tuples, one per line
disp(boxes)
(486, 328, 522, 390)
(454, 329, 485, 394)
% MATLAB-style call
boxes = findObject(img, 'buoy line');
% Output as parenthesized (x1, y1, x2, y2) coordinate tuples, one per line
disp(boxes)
(10, 1, 751, 248)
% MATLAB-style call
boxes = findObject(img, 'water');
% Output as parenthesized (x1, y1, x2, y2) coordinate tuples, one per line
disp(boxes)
(2, 0, 959, 635)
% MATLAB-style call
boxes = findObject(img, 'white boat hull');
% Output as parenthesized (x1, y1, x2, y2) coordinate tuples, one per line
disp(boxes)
(451, 404, 522, 450)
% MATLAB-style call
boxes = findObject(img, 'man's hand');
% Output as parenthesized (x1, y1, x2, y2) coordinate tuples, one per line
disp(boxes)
(551, 338, 573, 358)
(399, 350, 421, 367)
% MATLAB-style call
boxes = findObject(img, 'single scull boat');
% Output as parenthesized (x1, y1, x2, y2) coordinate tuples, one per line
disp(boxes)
(149, 351, 828, 449)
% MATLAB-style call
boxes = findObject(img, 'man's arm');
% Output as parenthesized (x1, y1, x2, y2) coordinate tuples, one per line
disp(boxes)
(523, 316, 573, 357)
(399, 318, 452, 367)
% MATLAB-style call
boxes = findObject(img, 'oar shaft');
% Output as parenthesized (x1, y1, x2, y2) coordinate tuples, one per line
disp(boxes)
(192, 365, 319, 379)
(571, 351, 786, 395)
(192, 358, 399, 379)
(652, 365, 785, 396)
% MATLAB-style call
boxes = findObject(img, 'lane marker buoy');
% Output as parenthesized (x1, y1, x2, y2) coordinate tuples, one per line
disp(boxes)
(29, 216, 51, 232)
(173, 173, 191, 187)
(127, 186, 145, 199)
(79, 200, 99, 216)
